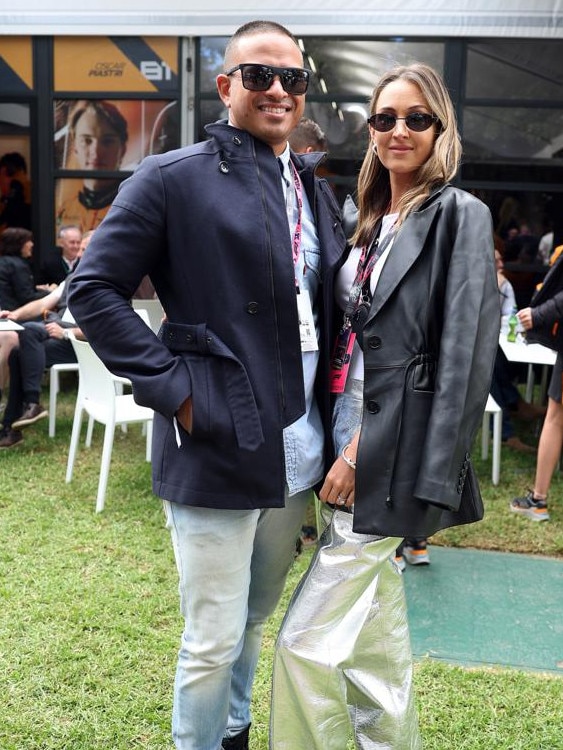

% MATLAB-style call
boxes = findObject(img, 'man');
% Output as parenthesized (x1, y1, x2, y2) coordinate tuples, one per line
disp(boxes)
(288, 116, 327, 153)
(40, 224, 83, 285)
(56, 100, 128, 233)
(68, 20, 345, 750)
(0, 231, 93, 449)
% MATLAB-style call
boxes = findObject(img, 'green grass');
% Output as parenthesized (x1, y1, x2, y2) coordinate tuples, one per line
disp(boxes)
(1, 383, 562, 749)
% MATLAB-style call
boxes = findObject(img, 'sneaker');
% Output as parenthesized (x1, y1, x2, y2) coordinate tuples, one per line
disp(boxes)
(11, 403, 48, 430)
(403, 539, 430, 566)
(0, 427, 24, 448)
(393, 552, 406, 572)
(510, 490, 549, 522)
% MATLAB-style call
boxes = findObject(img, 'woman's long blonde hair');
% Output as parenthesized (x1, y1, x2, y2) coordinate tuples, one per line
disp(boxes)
(352, 63, 462, 248)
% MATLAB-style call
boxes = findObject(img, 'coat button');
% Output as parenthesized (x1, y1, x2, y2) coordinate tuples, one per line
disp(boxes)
(233, 136, 242, 145)
(246, 302, 259, 314)
(219, 161, 229, 174)
(186, 334, 194, 343)
(367, 336, 381, 349)
(367, 400, 380, 414)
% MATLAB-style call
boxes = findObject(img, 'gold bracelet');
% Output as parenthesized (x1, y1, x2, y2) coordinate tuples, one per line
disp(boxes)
(341, 443, 356, 470)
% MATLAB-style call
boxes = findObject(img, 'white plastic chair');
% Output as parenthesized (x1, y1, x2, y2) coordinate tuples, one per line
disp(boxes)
(481, 394, 502, 485)
(65, 334, 153, 512)
(132, 298, 165, 333)
(48, 362, 79, 437)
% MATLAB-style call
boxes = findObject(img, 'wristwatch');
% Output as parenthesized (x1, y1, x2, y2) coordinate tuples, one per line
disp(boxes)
(62, 329, 70, 340)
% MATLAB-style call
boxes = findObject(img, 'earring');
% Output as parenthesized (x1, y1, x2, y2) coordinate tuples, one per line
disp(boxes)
(371, 142, 378, 155)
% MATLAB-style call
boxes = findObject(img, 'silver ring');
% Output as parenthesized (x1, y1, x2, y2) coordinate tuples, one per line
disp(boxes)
(336, 495, 346, 505)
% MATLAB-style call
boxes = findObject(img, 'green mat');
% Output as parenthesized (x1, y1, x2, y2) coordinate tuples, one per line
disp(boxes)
(403, 546, 563, 674)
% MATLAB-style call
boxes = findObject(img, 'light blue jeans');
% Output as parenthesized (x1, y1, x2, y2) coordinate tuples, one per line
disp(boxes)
(163, 489, 311, 750)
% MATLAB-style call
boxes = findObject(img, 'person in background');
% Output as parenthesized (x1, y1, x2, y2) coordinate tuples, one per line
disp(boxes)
(490, 248, 544, 454)
(538, 224, 554, 265)
(67, 20, 345, 750)
(0, 230, 94, 449)
(39, 224, 83, 286)
(0, 228, 51, 311)
(0, 226, 44, 409)
(511, 247, 563, 522)
(0, 152, 31, 231)
(56, 100, 128, 233)
(288, 116, 327, 154)
(271, 62, 498, 749)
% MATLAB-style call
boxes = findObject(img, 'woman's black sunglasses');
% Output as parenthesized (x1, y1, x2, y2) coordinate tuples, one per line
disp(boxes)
(367, 112, 439, 132)
(225, 63, 311, 95)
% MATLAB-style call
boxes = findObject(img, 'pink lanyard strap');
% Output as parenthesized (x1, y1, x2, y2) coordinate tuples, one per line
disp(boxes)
(287, 160, 303, 281)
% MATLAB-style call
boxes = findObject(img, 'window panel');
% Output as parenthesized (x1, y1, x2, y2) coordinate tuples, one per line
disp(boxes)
(463, 106, 563, 162)
(466, 41, 563, 101)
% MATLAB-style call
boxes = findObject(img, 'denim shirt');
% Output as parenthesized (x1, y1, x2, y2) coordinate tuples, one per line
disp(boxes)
(278, 146, 324, 495)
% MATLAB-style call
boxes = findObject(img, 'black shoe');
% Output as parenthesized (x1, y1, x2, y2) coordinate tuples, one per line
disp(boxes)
(222, 724, 250, 750)
(11, 403, 48, 430)
(0, 427, 24, 448)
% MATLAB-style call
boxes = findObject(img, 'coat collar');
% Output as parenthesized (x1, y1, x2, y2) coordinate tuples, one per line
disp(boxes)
(366, 184, 448, 323)
(205, 119, 325, 175)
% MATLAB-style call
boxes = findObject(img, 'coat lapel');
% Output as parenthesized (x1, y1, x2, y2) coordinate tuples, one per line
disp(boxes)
(366, 197, 442, 323)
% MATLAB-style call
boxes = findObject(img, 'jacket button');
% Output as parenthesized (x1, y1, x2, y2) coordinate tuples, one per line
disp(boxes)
(233, 136, 242, 145)
(246, 302, 259, 314)
(219, 161, 229, 174)
(186, 334, 194, 343)
(367, 336, 381, 349)
(367, 400, 380, 414)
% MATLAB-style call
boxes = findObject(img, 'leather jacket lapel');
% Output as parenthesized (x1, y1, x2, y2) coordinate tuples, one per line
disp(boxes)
(366, 198, 442, 323)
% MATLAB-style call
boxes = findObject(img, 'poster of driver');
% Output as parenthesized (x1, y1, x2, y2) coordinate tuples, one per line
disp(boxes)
(53, 37, 179, 234)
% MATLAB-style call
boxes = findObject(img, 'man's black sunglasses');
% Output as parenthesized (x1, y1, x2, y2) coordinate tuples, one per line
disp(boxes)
(225, 63, 311, 95)
(367, 112, 439, 132)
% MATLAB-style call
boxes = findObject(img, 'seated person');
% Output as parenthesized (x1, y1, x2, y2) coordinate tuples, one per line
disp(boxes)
(39, 225, 82, 286)
(492, 249, 544, 453)
(0, 227, 51, 310)
(0, 232, 93, 448)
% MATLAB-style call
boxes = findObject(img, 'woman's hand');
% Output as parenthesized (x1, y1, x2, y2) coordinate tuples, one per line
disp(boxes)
(318, 432, 359, 509)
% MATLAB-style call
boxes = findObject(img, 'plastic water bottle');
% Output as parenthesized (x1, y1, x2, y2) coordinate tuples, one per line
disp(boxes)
(507, 307, 518, 342)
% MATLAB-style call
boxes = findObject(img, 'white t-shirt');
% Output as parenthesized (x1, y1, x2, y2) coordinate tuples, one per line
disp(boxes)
(335, 213, 398, 383)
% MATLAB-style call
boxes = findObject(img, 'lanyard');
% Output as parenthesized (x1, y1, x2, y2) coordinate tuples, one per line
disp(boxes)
(281, 159, 304, 287)
(344, 221, 386, 321)
(329, 220, 395, 393)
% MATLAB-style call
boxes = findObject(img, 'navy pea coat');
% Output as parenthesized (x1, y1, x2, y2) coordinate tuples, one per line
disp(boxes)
(352, 185, 499, 538)
(68, 121, 346, 510)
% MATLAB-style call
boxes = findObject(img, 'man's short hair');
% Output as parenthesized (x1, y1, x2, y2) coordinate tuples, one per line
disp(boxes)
(289, 118, 327, 153)
(224, 20, 300, 68)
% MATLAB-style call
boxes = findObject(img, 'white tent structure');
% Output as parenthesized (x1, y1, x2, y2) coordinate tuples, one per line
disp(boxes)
(1, 0, 561, 38)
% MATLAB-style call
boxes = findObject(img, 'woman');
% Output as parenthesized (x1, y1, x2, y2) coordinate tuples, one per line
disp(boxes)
(0, 227, 50, 409)
(271, 63, 499, 749)
(0, 227, 51, 310)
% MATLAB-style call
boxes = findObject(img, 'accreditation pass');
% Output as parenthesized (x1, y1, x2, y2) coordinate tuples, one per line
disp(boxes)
(297, 288, 318, 352)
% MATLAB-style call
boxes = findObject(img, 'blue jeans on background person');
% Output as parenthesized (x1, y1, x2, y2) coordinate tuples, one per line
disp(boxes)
(163, 488, 311, 750)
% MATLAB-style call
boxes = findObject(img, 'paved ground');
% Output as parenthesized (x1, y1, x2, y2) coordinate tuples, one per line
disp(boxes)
(403, 546, 563, 675)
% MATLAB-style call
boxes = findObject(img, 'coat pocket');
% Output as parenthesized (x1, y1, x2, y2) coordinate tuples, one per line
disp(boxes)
(161, 321, 264, 451)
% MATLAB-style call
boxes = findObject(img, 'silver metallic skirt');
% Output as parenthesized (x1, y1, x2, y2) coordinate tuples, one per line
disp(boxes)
(270, 505, 422, 749)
